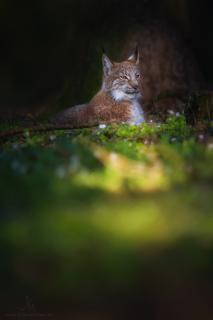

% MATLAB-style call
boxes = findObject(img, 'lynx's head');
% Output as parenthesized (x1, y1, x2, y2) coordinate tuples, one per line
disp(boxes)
(102, 48, 141, 102)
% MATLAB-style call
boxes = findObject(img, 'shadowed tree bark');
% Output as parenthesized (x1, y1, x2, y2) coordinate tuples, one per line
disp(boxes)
(0, 0, 212, 118)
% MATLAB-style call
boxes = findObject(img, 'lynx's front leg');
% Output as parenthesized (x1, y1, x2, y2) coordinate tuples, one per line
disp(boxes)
(128, 101, 145, 125)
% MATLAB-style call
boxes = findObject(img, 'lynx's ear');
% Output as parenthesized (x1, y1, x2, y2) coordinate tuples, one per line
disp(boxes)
(102, 54, 113, 76)
(128, 46, 140, 64)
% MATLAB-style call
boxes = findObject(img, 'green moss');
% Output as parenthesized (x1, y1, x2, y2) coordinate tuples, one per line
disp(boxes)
(0, 115, 213, 304)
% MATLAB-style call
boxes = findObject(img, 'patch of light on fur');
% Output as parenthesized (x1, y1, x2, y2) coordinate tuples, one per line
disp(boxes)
(111, 89, 126, 101)
(129, 101, 145, 124)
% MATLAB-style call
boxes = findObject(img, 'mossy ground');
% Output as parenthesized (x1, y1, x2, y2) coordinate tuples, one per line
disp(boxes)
(0, 115, 213, 316)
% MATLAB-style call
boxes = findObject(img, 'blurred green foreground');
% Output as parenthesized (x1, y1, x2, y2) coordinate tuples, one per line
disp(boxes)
(0, 116, 213, 318)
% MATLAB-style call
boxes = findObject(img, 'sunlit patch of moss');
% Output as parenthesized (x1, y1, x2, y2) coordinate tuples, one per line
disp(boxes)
(72, 146, 168, 193)
(88, 115, 191, 146)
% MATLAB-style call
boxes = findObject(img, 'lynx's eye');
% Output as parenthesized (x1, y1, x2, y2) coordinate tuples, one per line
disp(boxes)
(135, 73, 140, 79)
(120, 75, 128, 80)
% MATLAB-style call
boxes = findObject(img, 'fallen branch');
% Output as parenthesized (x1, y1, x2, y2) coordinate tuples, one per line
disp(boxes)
(0, 123, 98, 141)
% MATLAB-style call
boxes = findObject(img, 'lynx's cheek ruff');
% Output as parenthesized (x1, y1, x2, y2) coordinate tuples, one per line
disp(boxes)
(111, 89, 141, 102)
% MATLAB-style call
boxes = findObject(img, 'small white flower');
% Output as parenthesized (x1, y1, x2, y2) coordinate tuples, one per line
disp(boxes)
(198, 134, 204, 140)
(168, 110, 175, 115)
(171, 137, 177, 142)
(149, 119, 153, 123)
(176, 112, 180, 117)
(49, 135, 56, 141)
(99, 124, 106, 129)
(208, 143, 213, 150)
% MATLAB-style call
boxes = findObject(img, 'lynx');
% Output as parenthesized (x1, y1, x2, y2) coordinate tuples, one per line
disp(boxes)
(0, 49, 146, 140)
(53, 48, 144, 126)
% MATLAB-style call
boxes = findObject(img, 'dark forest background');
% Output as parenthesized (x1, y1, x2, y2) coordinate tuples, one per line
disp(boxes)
(1, 2, 213, 318)
(0, 0, 212, 116)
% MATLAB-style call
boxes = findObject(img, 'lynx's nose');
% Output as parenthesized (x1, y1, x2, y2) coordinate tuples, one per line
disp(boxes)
(129, 81, 138, 90)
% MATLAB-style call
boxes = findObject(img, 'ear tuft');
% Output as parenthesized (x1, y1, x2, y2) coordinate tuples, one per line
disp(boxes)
(102, 54, 113, 76)
(128, 45, 140, 64)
